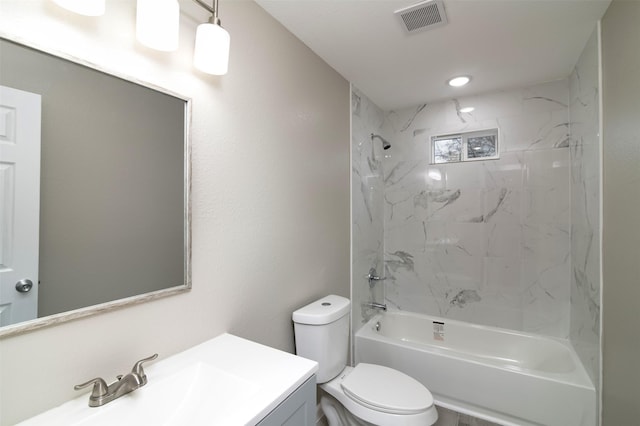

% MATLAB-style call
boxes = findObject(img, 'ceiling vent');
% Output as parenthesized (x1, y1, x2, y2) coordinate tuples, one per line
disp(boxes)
(395, 0, 448, 33)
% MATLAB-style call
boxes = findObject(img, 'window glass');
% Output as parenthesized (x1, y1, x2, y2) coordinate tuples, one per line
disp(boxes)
(433, 137, 462, 164)
(431, 129, 498, 164)
(467, 135, 497, 159)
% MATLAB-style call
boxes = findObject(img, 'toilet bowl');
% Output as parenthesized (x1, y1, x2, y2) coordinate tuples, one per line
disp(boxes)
(292, 295, 438, 426)
(321, 365, 437, 426)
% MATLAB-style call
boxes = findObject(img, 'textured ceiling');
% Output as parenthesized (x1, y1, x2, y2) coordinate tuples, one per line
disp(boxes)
(256, 0, 611, 110)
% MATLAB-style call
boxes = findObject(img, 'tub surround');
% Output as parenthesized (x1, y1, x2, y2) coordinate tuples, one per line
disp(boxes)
(380, 80, 572, 337)
(351, 87, 387, 339)
(569, 27, 601, 390)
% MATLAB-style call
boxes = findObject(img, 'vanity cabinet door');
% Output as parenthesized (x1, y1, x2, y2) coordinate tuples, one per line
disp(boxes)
(257, 375, 316, 426)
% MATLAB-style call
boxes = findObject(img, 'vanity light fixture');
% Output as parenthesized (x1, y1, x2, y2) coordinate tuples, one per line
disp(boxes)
(193, 0, 231, 75)
(460, 107, 475, 113)
(51, 0, 231, 76)
(448, 76, 471, 87)
(136, 0, 180, 52)
(52, 0, 105, 16)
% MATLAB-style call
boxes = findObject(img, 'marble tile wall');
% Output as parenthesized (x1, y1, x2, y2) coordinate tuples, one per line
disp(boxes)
(351, 87, 387, 337)
(569, 27, 601, 389)
(381, 80, 572, 337)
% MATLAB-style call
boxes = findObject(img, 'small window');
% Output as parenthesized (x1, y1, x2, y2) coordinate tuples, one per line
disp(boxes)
(433, 136, 462, 163)
(431, 129, 498, 164)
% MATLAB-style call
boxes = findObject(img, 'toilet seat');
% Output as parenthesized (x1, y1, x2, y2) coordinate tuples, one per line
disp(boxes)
(341, 363, 434, 415)
(320, 365, 438, 426)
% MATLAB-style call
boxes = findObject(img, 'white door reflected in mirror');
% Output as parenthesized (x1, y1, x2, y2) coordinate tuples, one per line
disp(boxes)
(0, 85, 41, 326)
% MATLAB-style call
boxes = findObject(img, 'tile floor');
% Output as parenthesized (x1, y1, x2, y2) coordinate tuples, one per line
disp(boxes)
(316, 405, 501, 425)
(435, 406, 501, 426)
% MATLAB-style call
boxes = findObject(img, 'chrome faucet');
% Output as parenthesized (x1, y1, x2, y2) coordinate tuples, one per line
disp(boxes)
(74, 354, 158, 407)
(364, 302, 387, 311)
(367, 267, 386, 288)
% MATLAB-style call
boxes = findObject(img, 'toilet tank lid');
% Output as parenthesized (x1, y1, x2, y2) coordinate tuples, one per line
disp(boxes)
(292, 295, 350, 325)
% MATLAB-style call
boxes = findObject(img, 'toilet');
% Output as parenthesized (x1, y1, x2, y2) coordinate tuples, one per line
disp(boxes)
(293, 295, 438, 426)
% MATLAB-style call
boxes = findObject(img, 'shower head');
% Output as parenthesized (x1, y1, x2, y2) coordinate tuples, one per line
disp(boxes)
(371, 133, 391, 150)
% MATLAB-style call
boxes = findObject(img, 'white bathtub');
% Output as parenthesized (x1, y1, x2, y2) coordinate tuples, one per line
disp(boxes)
(355, 311, 595, 426)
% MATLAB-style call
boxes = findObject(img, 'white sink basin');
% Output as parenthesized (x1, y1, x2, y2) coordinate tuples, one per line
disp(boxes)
(18, 334, 317, 426)
(73, 362, 259, 426)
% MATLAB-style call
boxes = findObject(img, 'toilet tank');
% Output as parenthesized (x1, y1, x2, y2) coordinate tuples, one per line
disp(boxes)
(292, 295, 351, 383)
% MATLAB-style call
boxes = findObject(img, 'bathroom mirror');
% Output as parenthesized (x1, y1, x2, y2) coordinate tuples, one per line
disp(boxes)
(0, 37, 191, 337)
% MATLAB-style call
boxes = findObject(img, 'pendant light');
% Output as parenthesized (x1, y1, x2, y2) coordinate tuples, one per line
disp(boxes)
(193, 0, 230, 75)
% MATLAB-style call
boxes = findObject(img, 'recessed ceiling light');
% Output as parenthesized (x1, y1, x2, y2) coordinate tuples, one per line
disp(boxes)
(448, 76, 471, 87)
(460, 107, 475, 113)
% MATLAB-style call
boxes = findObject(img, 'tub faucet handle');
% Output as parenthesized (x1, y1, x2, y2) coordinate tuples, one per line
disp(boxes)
(367, 268, 386, 287)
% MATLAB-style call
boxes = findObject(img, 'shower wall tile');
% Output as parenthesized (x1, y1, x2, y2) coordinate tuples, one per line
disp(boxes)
(521, 255, 571, 336)
(569, 28, 601, 390)
(484, 187, 521, 226)
(351, 86, 387, 337)
(382, 80, 572, 337)
(482, 151, 524, 189)
(499, 109, 570, 152)
(485, 222, 521, 258)
(425, 222, 486, 257)
(423, 188, 485, 223)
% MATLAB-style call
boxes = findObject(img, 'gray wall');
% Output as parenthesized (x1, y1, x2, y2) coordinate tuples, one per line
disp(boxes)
(602, 0, 640, 423)
(0, 1, 350, 424)
(0, 39, 185, 317)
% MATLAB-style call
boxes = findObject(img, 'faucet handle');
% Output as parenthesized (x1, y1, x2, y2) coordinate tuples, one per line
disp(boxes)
(367, 267, 386, 288)
(131, 353, 158, 385)
(74, 377, 108, 398)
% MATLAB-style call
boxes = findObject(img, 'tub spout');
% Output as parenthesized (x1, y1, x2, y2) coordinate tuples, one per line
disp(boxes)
(364, 302, 387, 311)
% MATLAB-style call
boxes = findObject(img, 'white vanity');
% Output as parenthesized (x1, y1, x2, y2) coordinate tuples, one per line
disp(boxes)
(18, 334, 318, 426)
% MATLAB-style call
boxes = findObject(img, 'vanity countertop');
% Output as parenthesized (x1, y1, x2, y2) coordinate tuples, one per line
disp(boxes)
(18, 333, 318, 426)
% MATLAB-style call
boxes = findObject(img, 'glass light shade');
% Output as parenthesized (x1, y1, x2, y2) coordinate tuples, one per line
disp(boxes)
(52, 0, 105, 16)
(136, 0, 180, 52)
(193, 22, 230, 76)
